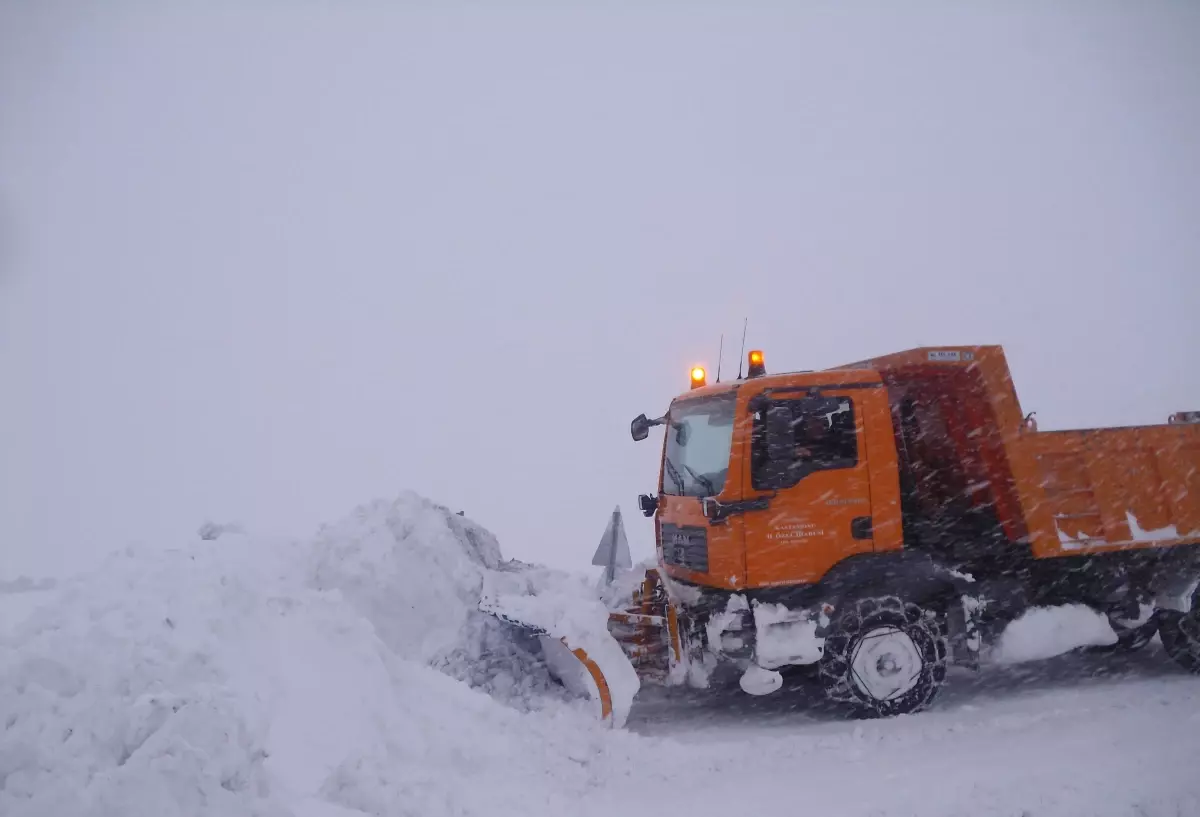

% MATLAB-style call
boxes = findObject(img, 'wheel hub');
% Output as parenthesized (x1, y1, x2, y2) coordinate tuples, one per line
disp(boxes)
(850, 626, 923, 702)
(876, 655, 900, 675)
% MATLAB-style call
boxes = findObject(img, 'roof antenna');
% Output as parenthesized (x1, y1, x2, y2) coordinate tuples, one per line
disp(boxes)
(736, 318, 748, 379)
(715, 334, 725, 383)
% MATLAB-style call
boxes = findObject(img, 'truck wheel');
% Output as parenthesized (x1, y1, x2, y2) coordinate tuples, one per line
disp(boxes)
(1158, 610, 1200, 673)
(1091, 609, 1158, 653)
(1111, 620, 1158, 652)
(819, 595, 947, 718)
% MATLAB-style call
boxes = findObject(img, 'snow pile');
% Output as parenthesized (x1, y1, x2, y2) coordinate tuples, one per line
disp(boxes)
(989, 604, 1118, 664)
(5, 492, 1200, 817)
(0, 577, 56, 593)
(310, 494, 503, 666)
(1, 536, 294, 816)
(0, 493, 629, 817)
(0, 580, 55, 638)
(309, 493, 635, 718)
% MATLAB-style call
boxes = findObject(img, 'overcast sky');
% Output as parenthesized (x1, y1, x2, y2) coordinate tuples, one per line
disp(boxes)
(2, 3, 1198, 580)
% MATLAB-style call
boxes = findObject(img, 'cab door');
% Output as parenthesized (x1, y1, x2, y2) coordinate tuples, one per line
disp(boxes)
(741, 389, 875, 588)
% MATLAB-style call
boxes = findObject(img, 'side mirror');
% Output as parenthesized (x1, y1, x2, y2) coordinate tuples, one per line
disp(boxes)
(638, 493, 659, 517)
(631, 414, 650, 441)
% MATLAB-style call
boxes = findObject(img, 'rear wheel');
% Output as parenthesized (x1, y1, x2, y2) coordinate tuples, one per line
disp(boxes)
(1159, 609, 1200, 673)
(1091, 604, 1158, 653)
(819, 595, 947, 718)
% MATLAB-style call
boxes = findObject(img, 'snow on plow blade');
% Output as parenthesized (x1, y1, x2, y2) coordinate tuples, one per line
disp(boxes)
(479, 568, 640, 728)
(537, 636, 616, 723)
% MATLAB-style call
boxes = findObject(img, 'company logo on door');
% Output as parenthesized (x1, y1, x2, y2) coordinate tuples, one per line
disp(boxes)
(767, 521, 825, 542)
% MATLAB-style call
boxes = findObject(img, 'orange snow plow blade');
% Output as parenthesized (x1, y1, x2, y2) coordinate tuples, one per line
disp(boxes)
(538, 636, 615, 722)
(574, 647, 614, 722)
(479, 567, 683, 727)
(479, 582, 641, 726)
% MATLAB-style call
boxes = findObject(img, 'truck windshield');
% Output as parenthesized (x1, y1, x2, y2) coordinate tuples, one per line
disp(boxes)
(662, 393, 736, 498)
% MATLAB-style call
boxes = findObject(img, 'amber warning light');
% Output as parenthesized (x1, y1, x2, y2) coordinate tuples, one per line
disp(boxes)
(747, 350, 766, 378)
(690, 366, 707, 389)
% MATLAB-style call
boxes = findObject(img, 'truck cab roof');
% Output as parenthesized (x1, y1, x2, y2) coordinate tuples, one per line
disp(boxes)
(673, 344, 1000, 404)
(675, 366, 883, 403)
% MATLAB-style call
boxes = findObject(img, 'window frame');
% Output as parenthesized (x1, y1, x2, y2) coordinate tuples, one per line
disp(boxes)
(659, 392, 738, 498)
(749, 394, 860, 491)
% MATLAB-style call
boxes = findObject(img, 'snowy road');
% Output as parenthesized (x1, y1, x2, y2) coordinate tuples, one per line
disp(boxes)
(623, 646, 1200, 816)
(3, 498, 1199, 817)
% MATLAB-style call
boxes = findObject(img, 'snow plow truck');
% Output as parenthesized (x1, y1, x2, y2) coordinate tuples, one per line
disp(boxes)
(497, 345, 1200, 721)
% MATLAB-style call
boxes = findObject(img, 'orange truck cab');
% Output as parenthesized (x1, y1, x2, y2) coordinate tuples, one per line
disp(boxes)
(629, 346, 1200, 715)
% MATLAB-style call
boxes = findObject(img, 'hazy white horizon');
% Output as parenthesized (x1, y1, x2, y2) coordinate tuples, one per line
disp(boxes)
(2, 3, 1198, 579)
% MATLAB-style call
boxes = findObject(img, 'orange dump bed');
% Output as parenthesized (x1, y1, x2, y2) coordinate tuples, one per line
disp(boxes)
(1023, 425, 1200, 557)
(841, 346, 1200, 560)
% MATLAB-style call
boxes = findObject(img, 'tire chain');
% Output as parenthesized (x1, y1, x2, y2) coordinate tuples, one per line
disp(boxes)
(819, 595, 948, 714)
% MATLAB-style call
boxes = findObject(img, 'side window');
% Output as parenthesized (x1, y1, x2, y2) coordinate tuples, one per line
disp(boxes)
(750, 396, 858, 490)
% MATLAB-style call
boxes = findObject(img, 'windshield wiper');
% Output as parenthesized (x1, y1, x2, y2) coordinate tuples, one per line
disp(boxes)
(681, 463, 717, 497)
(663, 458, 686, 495)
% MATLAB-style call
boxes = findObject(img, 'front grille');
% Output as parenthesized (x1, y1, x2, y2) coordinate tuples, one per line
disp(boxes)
(661, 523, 709, 573)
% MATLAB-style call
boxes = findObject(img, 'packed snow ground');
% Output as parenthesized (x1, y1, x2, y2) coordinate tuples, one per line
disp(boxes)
(3, 493, 1199, 817)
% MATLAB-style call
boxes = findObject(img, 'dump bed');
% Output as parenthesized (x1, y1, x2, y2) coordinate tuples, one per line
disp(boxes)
(1022, 425, 1200, 556)
(837, 346, 1200, 560)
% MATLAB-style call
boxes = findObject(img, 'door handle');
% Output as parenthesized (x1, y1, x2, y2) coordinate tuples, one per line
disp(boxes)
(702, 495, 772, 524)
(851, 516, 873, 540)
